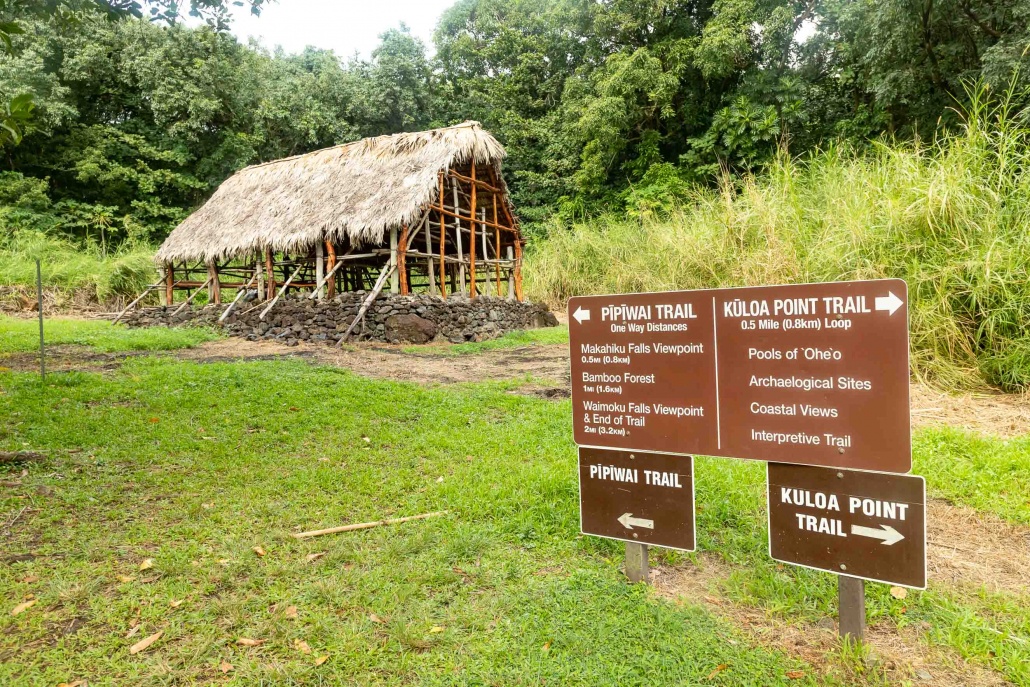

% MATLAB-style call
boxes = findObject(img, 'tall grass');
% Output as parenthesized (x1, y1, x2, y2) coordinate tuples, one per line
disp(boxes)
(526, 93, 1030, 391)
(0, 231, 156, 303)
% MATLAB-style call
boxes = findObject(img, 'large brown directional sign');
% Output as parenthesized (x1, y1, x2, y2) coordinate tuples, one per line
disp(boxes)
(767, 463, 926, 588)
(569, 279, 911, 473)
(579, 447, 695, 551)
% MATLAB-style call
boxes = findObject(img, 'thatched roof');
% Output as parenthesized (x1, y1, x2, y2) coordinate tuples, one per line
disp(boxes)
(155, 121, 510, 264)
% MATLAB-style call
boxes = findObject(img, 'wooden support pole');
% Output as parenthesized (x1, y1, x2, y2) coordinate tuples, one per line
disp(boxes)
(259, 264, 303, 320)
(390, 225, 400, 294)
(494, 196, 501, 296)
(507, 246, 515, 300)
(325, 241, 337, 298)
(424, 209, 436, 295)
(207, 260, 221, 304)
(438, 172, 447, 299)
(165, 263, 175, 306)
(315, 242, 325, 300)
(265, 248, 276, 296)
(308, 249, 360, 299)
(452, 177, 465, 295)
(514, 238, 524, 302)
(838, 576, 865, 644)
(399, 222, 410, 295)
(469, 162, 477, 298)
(625, 542, 649, 583)
(255, 257, 265, 301)
(479, 209, 488, 277)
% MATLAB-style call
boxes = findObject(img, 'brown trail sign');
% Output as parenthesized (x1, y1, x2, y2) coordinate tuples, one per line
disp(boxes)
(767, 463, 926, 589)
(569, 279, 911, 473)
(579, 447, 695, 552)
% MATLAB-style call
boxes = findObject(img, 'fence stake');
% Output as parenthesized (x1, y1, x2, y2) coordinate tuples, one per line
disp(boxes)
(36, 259, 45, 381)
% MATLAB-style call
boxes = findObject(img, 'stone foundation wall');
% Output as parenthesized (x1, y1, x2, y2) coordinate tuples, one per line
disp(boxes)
(123, 292, 558, 345)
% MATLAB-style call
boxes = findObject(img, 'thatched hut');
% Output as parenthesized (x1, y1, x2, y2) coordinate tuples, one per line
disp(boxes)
(145, 121, 523, 317)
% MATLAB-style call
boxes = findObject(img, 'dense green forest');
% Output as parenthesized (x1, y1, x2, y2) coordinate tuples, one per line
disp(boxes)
(2, 0, 1028, 243)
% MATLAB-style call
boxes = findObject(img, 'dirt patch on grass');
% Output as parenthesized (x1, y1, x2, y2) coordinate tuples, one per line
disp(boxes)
(927, 500, 1030, 595)
(654, 553, 1009, 687)
(910, 385, 1029, 439)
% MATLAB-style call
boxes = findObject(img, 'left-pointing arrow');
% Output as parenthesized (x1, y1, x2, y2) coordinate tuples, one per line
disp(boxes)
(851, 524, 904, 545)
(618, 513, 654, 530)
(573, 307, 591, 324)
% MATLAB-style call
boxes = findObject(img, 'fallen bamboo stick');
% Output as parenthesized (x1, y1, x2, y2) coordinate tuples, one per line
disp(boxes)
(293, 510, 449, 539)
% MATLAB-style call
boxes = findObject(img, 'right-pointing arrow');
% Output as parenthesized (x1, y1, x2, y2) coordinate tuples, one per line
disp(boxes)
(851, 524, 905, 545)
(573, 306, 591, 324)
(874, 292, 904, 316)
(618, 513, 654, 530)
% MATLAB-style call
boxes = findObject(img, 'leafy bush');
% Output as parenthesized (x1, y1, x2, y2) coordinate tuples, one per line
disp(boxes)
(525, 94, 1030, 391)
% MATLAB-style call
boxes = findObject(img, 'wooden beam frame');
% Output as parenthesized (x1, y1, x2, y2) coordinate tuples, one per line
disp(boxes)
(469, 161, 477, 298)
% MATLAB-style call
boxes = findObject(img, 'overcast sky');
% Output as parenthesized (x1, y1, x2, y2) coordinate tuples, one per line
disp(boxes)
(220, 0, 456, 58)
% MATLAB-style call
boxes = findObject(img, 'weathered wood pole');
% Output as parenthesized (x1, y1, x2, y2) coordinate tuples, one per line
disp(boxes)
(315, 242, 325, 300)
(390, 225, 399, 294)
(425, 211, 436, 295)
(165, 263, 174, 306)
(469, 162, 477, 297)
(207, 260, 221, 304)
(493, 196, 501, 296)
(625, 542, 648, 583)
(399, 222, 410, 295)
(451, 177, 465, 295)
(325, 241, 337, 298)
(838, 576, 865, 644)
(265, 248, 276, 296)
(255, 257, 265, 301)
(514, 238, 524, 302)
(438, 172, 447, 299)
(507, 246, 515, 300)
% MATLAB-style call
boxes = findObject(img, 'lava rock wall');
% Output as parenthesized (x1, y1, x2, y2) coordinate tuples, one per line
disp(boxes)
(123, 292, 559, 345)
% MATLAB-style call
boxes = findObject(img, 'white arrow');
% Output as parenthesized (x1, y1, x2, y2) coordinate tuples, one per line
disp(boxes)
(618, 513, 654, 530)
(573, 306, 591, 324)
(851, 524, 905, 545)
(874, 292, 904, 316)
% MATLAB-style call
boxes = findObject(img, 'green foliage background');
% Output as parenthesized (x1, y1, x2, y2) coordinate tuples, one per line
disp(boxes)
(2, 0, 1030, 389)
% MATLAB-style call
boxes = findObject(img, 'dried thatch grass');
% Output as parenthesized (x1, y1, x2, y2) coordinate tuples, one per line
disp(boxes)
(156, 121, 509, 264)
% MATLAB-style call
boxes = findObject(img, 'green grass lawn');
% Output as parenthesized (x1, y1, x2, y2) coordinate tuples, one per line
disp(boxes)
(0, 314, 221, 355)
(403, 326, 569, 356)
(0, 357, 1027, 685)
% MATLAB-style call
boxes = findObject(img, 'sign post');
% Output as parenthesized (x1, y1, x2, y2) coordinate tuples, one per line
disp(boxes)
(838, 576, 865, 643)
(625, 542, 649, 583)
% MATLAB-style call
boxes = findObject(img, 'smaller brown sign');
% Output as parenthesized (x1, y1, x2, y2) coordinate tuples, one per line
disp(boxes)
(768, 463, 926, 588)
(579, 447, 695, 551)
